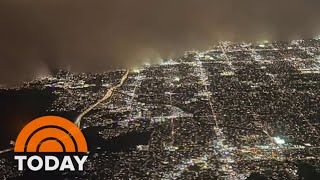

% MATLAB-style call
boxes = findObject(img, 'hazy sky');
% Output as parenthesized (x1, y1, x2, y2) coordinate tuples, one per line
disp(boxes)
(0, 0, 320, 85)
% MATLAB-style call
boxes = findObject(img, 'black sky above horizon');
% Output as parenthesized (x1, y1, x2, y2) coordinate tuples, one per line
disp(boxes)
(1, 0, 320, 85)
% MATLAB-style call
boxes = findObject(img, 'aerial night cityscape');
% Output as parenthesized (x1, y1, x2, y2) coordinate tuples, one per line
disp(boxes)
(1, 39, 320, 179)
(1, 0, 320, 179)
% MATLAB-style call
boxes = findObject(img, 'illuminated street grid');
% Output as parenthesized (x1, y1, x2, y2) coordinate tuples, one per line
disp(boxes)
(1, 38, 320, 179)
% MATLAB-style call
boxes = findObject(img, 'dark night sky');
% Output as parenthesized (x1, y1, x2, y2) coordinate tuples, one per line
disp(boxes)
(0, 0, 320, 85)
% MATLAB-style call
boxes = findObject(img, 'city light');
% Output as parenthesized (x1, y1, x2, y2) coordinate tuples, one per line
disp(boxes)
(273, 137, 285, 145)
(133, 69, 140, 73)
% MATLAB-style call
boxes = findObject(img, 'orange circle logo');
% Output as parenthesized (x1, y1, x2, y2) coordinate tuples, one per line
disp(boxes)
(14, 116, 88, 153)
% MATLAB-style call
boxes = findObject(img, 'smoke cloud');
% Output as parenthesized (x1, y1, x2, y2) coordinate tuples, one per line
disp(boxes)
(0, 0, 320, 85)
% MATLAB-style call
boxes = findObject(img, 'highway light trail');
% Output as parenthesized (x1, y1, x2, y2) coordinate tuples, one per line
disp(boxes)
(0, 148, 13, 155)
(75, 70, 129, 128)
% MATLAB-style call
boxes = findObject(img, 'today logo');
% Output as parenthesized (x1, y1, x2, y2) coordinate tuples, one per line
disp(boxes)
(14, 116, 88, 171)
